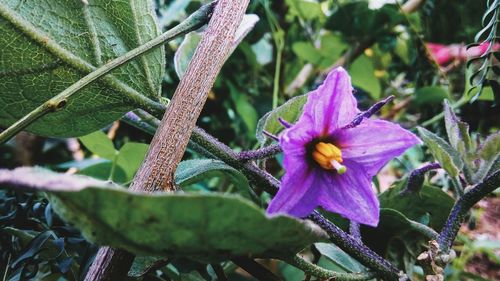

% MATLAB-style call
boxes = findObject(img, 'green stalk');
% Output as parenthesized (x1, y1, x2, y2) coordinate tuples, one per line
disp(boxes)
(285, 255, 376, 281)
(0, 2, 216, 145)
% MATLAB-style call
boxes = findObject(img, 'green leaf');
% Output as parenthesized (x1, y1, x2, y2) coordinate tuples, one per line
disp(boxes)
(174, 31, 202, 79)
(0, 1, 164, 137)
(285, 0, 324, 21)
(79, 131, 117, 160)
(378, 180, 454, 230)
(256, 94, 307, 145)
(78, 161, 127, 184)
(417, 127, 463, 177)
(479, 132, 500, 162)
(175, 159, 253, 199)
(292, 41, 323, 65)
(444, 100, 473, 157)
(350, 55, 381, 99)
(314, 243, 365, 273)
(0, 168, 328, 261)
(414, 87, 450, 106)
(116, 142, 149, 182)
(229, 83, 258, 134)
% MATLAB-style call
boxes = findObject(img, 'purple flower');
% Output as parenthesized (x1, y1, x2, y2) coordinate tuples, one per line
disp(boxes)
(267, 67, 421, 226)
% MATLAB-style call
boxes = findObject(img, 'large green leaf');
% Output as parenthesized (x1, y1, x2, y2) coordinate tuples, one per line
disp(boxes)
(0, 0, 164, 137)
(378, 179, 454, 230)
(255, 94, 307, 145)
(0, 168, 328, 261)
(350, 55, 381, 99)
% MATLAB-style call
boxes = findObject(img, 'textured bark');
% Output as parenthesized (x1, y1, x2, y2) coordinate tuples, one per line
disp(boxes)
(84, 1, 249, 280)
(84, 247, 134, 281)
(130, 0, 249, 193)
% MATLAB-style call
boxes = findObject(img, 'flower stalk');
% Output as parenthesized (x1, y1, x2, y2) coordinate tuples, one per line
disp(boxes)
(400, 163, 441, 195)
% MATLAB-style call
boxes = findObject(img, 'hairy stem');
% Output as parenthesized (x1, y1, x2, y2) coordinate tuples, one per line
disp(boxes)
(0, 2, 214, 145)
(237, 144, 282, 161)
(400, 163, 441, 195)
(286, 255, 376, 281)
(437, 170, 500, 253)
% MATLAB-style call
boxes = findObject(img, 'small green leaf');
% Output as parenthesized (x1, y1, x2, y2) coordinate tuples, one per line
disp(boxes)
(79, 131, 117, 160)
(314, 243, 365, 273)
(285, 0, 324, 21)
(479, 132, 500, 162)
(444, 100, 473, 156)
(116, 142, 149, 182)
(256, 94, 307, 145)
(292, 41, 323, 66)
(350, 55, 381, 99)
(0, 168, 328, 261)
(417, 127, 463, 177)
(78, 162, 127, 184)
(175, 159, 253, 199)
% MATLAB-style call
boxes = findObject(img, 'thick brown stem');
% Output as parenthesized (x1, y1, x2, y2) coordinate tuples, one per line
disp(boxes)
(84, 1, 249, 280)
(130, 0, 249, 192)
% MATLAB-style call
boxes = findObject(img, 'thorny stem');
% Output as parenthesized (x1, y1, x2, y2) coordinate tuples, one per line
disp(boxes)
(0, 2, 215, 145)
(128, 113, 405, 281)
(286, 255, 377, 281)
(400, 163, 441, 195)
(438, 170, 500, 253)
(349, 221, 362, 241)
(343, 96, 395, 129)
(237, 144, 282, 161)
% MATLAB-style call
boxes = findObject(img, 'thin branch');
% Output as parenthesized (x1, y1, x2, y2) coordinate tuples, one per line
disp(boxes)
(437, 169, 500, 253)
(349, 221, 362, 242)
(285, 255, 376, 281)
(237, 144, 282, 161)
(0, 1, 214, 145)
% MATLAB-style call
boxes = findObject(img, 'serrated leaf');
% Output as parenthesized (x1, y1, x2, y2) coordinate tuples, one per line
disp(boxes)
(79, 131, 117, 160)
(0, 1, 164, 137)
(256, 94, 307, 145)
(175, 159, 254, 199)
(443, 100, 473, 157)
(417, 127, 463, 177)
(0, 168, 328, 261)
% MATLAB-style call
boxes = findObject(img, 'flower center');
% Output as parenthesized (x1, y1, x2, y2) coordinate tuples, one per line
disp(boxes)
(312, 142, 347, 174)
